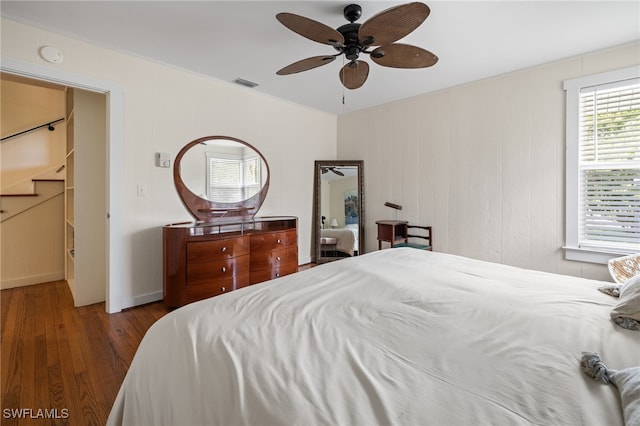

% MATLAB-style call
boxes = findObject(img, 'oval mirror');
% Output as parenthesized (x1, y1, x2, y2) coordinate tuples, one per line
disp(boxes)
(174, 136, 270, 222)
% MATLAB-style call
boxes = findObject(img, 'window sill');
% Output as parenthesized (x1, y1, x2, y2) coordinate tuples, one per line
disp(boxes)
(563, 246, 633, 265)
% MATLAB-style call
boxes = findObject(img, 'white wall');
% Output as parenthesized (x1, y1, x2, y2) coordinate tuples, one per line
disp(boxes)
(1, 79, 66, 190)
(1, 78, 66, 289)
(338, 42, 640, 282)
(1, 194, 65, 288)
(1, 17, 337, 309)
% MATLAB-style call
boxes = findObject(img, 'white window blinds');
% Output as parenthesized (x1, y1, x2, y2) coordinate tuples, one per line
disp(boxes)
(577, 78, 640, 251)
(209, 157, 243, 202)
(207, 155, 262, 203)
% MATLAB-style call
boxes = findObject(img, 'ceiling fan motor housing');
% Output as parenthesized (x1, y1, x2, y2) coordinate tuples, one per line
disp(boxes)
(336, 5, 378, 62)
(336, 22, 363, 60)
(343, 4, 362, 22)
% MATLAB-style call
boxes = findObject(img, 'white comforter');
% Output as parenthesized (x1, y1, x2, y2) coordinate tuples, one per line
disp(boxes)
(108, 249, 639, 426)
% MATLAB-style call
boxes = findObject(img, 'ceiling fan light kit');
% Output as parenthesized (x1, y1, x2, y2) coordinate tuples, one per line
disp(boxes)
(276, 2, 438, 90)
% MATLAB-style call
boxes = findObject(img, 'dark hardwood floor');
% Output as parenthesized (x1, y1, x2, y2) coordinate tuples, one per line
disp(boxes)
(1, 280, 168, 426)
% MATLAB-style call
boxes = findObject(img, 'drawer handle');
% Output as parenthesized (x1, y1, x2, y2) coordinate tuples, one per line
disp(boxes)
(221, 286, 226, 293)
(275, 273, 280, 278)
(221, 247, 227, 252)
(221, 266, 227, 273)
(276, 256, 281, 261)
(276, 239, 281, 244)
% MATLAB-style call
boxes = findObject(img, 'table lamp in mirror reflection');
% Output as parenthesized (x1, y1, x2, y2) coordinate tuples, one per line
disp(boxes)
(384, 201, 402, 220)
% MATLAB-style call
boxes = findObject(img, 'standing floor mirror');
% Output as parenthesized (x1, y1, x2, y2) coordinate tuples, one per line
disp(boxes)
(312, 160, 364, 264)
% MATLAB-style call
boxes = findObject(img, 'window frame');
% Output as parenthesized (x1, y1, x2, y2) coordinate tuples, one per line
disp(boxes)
(563, 66, 640, 264)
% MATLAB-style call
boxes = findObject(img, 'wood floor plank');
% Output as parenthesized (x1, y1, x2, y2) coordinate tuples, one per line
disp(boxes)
(47, 362, 67, 424)
(1, 280, 168, 426)
(34, 284, 53, 412)
(52, 282, 84, 424)
(76, 306, 118, 419)
(19, 288, 36, 412)
(0, 285, 12, 335)
(33, 333, 50, 415)
(1, 286, 22, 401)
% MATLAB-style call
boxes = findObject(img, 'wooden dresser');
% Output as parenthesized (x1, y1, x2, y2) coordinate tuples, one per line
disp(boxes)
(163, 216, 298, 308)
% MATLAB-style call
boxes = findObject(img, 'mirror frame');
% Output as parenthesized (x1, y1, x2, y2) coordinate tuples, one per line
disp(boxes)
(312, 160, 364, 263)
(174, 135, 270, 223)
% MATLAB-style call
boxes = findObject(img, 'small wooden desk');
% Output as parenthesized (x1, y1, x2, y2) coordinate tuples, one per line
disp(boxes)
(376, 220, 408, 250)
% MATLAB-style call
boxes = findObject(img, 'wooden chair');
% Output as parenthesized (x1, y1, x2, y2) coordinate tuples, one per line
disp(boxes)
(394, 225, 432, 251)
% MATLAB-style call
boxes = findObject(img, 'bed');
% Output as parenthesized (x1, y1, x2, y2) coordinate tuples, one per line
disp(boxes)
(108, 248, 639, 426)
(320, 224, 359, 256)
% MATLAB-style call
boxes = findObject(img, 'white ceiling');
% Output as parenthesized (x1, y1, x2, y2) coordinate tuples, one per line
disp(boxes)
(2, 1, 639, 115)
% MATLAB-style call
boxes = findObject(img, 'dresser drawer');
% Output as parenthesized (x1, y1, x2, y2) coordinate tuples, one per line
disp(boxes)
(250, 230, 297, 251)
(187, 236, 249, 262)
(185, 275, 248, 303)
(250, 246, 298, 270)
(250, 246, 298, 284)
(250, 261, 298, 284)
(187, 255, 250, 286)
(164, 219, 297, 308)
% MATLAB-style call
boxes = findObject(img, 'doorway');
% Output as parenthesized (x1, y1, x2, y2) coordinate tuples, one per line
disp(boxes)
(1, 74, 108, 308)
(2, 57, 125, 313)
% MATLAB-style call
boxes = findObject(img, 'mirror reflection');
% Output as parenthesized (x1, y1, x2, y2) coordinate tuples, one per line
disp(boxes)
(313, 161, 364, 264)
(173, 135, 270, 223)
(181, 140, 267, 203)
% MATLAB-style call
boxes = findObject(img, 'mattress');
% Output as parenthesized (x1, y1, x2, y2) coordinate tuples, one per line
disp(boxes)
(108, 248, 639, 425)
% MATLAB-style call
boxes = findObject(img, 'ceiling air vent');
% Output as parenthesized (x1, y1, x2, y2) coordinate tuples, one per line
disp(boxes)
(232, 78, 259, 88)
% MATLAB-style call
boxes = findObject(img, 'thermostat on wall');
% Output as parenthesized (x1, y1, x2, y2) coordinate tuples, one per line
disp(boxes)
(155, 152, 171, 168)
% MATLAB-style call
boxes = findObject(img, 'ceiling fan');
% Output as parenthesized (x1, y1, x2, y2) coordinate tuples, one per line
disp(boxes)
(321, 166, 345, 176)
(276, 2, 438, 90)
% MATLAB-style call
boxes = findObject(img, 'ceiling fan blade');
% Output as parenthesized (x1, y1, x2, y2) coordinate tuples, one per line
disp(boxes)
(277, 56, 336, 75)
(276, 13, 345, 46)
(339, 61, 369, 90)
(334, 169, 345, 176)
(370, 44, 438, 68)
(359, 2, 430, 46)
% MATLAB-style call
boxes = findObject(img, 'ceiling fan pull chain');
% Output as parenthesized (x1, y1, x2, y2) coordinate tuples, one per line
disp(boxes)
(342, 56, 346, 106)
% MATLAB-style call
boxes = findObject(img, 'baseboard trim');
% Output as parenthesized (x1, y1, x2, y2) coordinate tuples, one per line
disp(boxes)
(1, 272, 65, 290)
(118, 290, 164, 311)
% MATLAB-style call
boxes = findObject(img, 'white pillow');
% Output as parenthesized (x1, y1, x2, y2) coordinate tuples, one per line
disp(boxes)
(611, 274, 640, 331)
(610, 367, 640, 426)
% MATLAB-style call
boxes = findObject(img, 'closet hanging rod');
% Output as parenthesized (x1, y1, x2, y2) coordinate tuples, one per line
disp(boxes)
(1, 117, 65, 142)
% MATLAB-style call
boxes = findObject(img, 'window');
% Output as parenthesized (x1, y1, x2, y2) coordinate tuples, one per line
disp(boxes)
(206, 154, 262, 203)
(564, 67, 640, 263)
